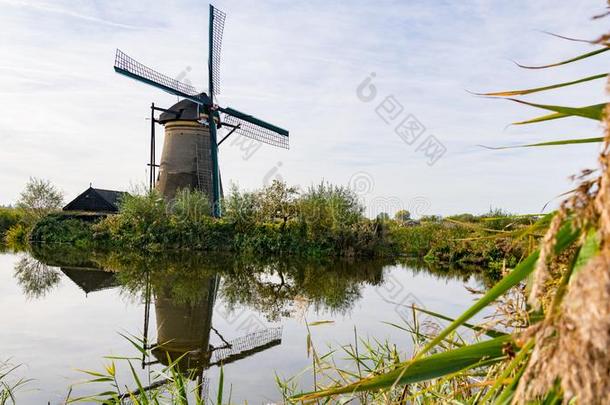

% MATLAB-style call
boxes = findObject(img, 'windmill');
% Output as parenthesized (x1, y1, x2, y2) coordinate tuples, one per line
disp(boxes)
(135, 272, 283, 398)
(113, 4, 289, 217)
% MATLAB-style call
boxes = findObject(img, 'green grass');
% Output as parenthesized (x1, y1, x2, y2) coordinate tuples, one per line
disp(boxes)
(66, 334, 219, 405)
(0, 360, 30, 405)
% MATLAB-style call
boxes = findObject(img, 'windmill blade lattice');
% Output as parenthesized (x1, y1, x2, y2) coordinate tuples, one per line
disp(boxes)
(114, 49, 200, 100)
(210, 326, 282, 366)
(221, 109, 289, 149)
(209, 5, 226, 98)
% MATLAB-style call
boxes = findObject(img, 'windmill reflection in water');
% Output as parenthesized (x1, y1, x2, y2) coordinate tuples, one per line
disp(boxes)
(138, 270, 282, 398)
(55, 260, 282, 398)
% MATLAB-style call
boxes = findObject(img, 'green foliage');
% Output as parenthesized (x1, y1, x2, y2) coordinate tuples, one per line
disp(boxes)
(0, 207, 24, 238)
(4, 223, 29, 249)
(171, 188, 211, 221)
(297, 182, 364, 230)
(27, 182, 531, 265)
(30, 214, 94, 248)
(256, 180, 300, 223)
(376, 212, 390, 221)
(223, 180, 300, 230)
(96, 192, 209, 250)
(419, 214, 442, 223)
(15, 177, 63, 224)
(394, 209, 411, 222)
(388, 211, 534, 275)
(23, 181, 384, 258)
(89, 183, 391, 258)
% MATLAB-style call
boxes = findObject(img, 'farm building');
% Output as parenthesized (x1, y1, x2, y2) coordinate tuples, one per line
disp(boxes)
(63, 186, 128, 214)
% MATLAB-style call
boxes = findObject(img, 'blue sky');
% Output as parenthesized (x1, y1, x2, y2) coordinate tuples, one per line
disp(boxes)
(0, 0, 608, 217)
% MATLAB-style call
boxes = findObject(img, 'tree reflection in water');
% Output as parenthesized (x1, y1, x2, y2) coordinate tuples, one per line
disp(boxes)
(13, 255, 62, 299)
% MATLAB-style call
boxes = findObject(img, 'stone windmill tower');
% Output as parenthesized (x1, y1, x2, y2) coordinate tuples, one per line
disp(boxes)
(156, 100, 215, 201)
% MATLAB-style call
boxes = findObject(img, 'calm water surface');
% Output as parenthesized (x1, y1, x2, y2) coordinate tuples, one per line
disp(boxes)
(0, 247, 487, 404)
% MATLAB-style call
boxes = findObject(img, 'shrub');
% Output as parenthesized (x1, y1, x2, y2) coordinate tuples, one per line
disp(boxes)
(0, 207, 24, 237)
(30, 214, 94, 248)
(297, 182, 364, 239)
(4, 223, 29, 248)
(222, 184, 260, 231)
(171, 188, 211, 220)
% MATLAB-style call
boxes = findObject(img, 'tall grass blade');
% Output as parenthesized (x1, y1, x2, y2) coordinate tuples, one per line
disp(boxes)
(514, 47, 609, 69)
(573, 228, 599, 275)
(480, 339, 534, 403)
(513, 111, 567, 125)
(217, 366, 224, 405)
(477, 73, 607, 96)
(508, 100, 606, 122)
(479, 137, 603, 150)
(407, 306, 506, 338)
(127, 361, 147, 403)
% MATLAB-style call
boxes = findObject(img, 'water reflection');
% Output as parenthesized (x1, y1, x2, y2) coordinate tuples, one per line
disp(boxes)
(7, 245, 491, 400)
(13, 255, 62, 299)
(141, 272, 282, 397)
(23, 246, 291, 396)
(22, 246, 493, 313)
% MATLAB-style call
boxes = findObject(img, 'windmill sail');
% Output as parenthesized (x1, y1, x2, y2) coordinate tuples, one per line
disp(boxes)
(210, 326, 283, 366)
(208, 5, 226, 99)
(220, 107, 289, 149)
(114, 49, 203, 104)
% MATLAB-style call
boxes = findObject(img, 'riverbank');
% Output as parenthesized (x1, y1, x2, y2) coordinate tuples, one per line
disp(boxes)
(23, 182, 396, 258)
(4, 181, 542, 269)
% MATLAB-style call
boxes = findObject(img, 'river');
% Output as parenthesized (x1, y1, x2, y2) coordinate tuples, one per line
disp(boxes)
(0, 246, 488, 403)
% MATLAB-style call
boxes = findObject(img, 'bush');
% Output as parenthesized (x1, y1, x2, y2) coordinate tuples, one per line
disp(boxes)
(171, 188, 211, 220)
(394, 209, 411, 223)
(0, 207, 24, 237)
(30, 214, 94, 248)
(4, 223, 29, 249)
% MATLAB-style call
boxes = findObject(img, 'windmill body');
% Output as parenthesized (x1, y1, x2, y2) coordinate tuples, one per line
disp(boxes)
(155, 100, 218, 201)
(113, 4, 289, 217)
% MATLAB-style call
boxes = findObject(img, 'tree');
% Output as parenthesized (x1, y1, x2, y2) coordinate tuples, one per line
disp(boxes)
(376, 212, 390, 221)
(16, 177, 64, 222)
(257, 180, 299, 224)
(394, 209, 411, 223)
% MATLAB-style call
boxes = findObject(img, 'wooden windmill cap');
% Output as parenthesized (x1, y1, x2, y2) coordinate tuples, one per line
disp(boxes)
(159, 98, 203, 124)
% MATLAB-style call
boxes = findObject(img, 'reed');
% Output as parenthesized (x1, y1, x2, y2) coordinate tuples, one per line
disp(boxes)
(0, 360, 30, 405)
